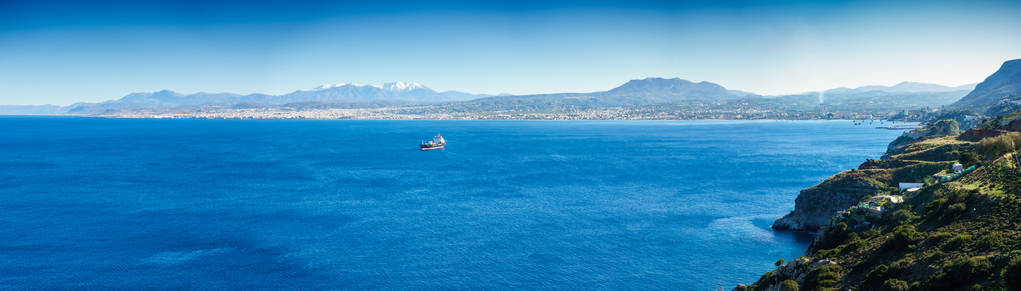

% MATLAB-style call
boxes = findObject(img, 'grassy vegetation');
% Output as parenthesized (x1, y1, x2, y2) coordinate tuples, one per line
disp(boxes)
(976, 132, 1021, 159)
(886, 136, 973, 161)
(808, 137, 1021, 289)
(744, 120, 1021, 290)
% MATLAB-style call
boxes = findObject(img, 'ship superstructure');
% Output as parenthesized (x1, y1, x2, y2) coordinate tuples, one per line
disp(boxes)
(420, 133, 446, 150)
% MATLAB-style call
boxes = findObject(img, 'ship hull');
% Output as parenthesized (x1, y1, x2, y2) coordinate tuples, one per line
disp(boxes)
(420, 145, 445, 151)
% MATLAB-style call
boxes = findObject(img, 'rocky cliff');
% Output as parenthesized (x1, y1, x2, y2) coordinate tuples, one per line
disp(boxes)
(773, 118, 974, 232)
(772, 170, 893, 231)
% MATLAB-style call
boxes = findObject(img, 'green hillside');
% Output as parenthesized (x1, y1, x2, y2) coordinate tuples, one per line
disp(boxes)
(739, 120, 1021, 290)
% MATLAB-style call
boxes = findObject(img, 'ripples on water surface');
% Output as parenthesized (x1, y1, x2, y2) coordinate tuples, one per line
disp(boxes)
(0, 118, 909, 289)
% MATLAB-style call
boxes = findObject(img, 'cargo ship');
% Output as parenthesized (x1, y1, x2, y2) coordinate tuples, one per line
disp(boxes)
(420, 133, 446, 150)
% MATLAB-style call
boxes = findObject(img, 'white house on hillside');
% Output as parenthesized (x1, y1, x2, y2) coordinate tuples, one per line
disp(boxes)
(952, 162, 964, 173)
(899, 182, 924, 191)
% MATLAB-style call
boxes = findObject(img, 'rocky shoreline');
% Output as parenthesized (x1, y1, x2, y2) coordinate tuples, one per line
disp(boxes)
(771, 170, 894, 232)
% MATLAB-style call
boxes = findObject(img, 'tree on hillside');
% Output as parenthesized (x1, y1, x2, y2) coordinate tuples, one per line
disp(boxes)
(959, 152, 980, 168)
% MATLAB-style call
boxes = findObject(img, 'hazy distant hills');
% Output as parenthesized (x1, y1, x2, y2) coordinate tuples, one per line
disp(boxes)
(62, 81, 489, 114)
(448, 78, 756, 111)
(951, 59, 1021, 115)
(0, 77, 978, 116)
(0, 105, 66, 115)
(769, 82, 975, 111)
(278, 81, 487, 104)
(449, 78, 973, 112)
(824, 81, 975, 95)
(604, 77, 751, 101)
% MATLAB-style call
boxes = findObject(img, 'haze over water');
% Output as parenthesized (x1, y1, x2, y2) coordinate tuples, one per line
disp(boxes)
(0, 118, 909, 289)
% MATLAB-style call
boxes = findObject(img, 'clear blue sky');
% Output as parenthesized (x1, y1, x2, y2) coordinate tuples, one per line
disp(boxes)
(1, 0, 1020, 105)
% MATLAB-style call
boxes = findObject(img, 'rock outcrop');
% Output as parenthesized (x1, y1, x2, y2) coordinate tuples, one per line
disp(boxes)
(772, 170, 893, 231)
(773, 121, 969, 232)
(734, 257, 839, 291)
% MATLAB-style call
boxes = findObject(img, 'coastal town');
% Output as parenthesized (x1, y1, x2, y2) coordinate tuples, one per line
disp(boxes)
(98, 104, 912, 121)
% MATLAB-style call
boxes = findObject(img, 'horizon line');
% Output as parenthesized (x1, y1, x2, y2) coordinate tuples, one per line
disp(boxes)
(1, 78, 981, 107)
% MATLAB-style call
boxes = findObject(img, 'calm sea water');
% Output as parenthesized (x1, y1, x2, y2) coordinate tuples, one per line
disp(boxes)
(0, 118, 908, 289)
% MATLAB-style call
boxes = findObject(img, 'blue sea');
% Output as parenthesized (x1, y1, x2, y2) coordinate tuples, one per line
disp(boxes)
(0, 118, 908, 289)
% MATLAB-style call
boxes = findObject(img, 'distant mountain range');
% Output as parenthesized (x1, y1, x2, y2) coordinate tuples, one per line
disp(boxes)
(447, 78, 758, 112)
(823, 81, 975, 95)
(0, 77, 978, 116)
(770, 82, 975, 111)
(58, 81, 489, 114)
(445, 78, 974, 112)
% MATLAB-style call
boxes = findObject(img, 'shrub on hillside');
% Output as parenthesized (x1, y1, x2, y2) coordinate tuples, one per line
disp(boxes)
(928, 193, 973, 221)
(931, 256, 993, 288)
(754, 270, 777, 286)
(950, 190, 975, 203)
(816, 222, 850, 250)
(976, 132, 1021, 158)
(803, 264, 842, 290)
(864, 264, 890, 287)
(959, 152, 981, 168)
(861, 229, 881, 239)
(889, 257, 914, 274)
(925, 198, 949, 219)
(780, 279, 799, 291)
(945, 234, 972, 250)
(921, 249, 946, 264)
(880, 279, 910, 291)
(975, 232, 1003, 251)
(842, 233, 865, 254)
(891, 225, 919, 249)
(926, 232, 952, 244)
(947, 202, 968, 216)
(885, 209, 917, 225)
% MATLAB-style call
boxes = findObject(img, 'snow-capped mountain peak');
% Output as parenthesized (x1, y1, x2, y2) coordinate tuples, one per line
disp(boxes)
(315, 82, 350, 90)
(314, 81, 428, 91)
(383, 81, 427, 91)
